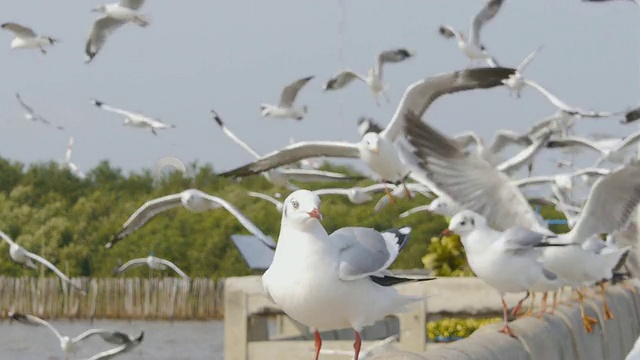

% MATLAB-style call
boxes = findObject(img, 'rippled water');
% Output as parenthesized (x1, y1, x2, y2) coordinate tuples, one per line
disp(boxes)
(1, 319, 224, 359)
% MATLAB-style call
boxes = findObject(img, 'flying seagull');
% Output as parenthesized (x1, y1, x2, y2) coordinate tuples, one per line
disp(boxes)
(438, 0, 505, 67)
(323, 48, 415, 106)
(106, 188, 275, 249)
(85, 0, 149, 63)
(114, 253, 190, 280)
(91, 99, 175, 135)
(220, 67, 517, 204)
(546, 133, 640, 167)
(212, 109, 365, 189)
(10, 312, 143, 360)
(1, 22, 58, 54)
(501, 45, 544, 98)
(0, 230, 85, 295)
(15, 93, 64, 130)
(152, 156, 187, 183)
(260, 75, 315, 121)
(62, 136, 85, 179)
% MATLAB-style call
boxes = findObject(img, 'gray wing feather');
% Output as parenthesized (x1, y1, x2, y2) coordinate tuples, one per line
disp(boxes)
(218, 141, 360, 177)
(330, 227, 395, 281)
(501, 226, 554, 250)
(120, 0, 146, 10)
(85, 16, 126, 63)
(469, 0, 505, 45)
(116, 194, 183, 239)
(497, 130, 551, 175)
(1, 23, 37, 37)
(382, 67, 515, 141)
(279, 76, 314, 107)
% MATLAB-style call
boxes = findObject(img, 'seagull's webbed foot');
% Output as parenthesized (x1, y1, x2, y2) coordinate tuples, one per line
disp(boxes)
(578, 290, 598, 333)
(600, 283, 614, 320)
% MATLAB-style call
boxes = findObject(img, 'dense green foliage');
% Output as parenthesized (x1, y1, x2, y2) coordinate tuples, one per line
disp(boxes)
(427, 317, 502, 341)
(0, 157, 450, 279)
(0, 156, 571, 280)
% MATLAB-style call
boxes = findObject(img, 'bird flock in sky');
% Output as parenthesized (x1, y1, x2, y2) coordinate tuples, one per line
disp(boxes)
(3, 0, 640, 359)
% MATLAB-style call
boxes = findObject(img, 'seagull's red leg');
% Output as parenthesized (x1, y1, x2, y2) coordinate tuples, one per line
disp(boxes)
(314, 330, 322, 360)
(402, 182, 413, 200)
(383, 183, 397, 205)
(523, 292, 536, 316)
(600, 283, 614, 320)
(498, 297, 517, 337)
(353, 331, 362, 360)
(536, 292, 548, 318)
(510, 291, 530, 318)
(550, 290, 558, 314)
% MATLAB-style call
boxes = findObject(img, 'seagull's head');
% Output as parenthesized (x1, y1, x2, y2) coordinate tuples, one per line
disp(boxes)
(91, 4, 106, 13)
(445, 210, 484, 237)
(282, 189, 323, 226)
(360, 132, 381, 155)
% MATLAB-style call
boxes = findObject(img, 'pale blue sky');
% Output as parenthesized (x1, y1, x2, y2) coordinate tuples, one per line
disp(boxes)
(0, 0, 638, 179)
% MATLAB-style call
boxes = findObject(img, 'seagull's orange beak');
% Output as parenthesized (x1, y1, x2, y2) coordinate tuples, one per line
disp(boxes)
(307, 208, 323, 221)
(440, 228, 453, 237)
(371, 147, 379, 155)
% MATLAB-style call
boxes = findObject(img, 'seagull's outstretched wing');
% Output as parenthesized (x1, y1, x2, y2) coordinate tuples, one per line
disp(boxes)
(1, 23, 37, 38)
(545, 136, 605, 155)
(438, 25, 464, 42)
(516, 45, 543, 73)
(469, 0, 505, 46)
(279, 76, 314, 107)
(113, 258, 147, 275)
(85, 16, 127, 63)
(10, 313, 65, 342)
(489, 129, 532, 154)
(246, 192, 283, 210)
(24, 252, 85, 294)
(374, 48, 414, 79)
(201, 194, 276, 249)
(567, 161, 640, 243)
(497, 130, 551, 175)
(218, 141, 360, 177)
(157, 258, 189, 279)
(107, 193, 183, 248)
(403, 111, 550, 233)
(15, 93, 36, 115)
(85, 332, 144, 360)
(277, 168, 367, 182)
(120, 0, 146, 10)
(381, 67, 516, 142)
(323, 70, 367, 90)
(211, 110, 261, 159)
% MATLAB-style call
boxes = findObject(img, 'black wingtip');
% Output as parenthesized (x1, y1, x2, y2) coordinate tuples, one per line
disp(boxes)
(92, 99, 103, 107)
(211, 110, 224, 127)
(370, 275, 435, 287)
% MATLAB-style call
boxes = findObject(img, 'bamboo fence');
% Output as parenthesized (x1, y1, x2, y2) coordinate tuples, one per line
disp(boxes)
(0, 276, 225, 320)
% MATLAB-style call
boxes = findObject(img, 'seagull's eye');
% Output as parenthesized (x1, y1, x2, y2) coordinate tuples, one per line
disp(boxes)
(460, 221, 466, 226)
(470, 218, 475, 226)
(291, 200, 299, 209)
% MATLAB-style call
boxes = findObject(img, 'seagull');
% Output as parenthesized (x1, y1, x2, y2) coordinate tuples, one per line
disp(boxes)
(357, 117, 384, 137)
(1, 22, 58, 54)
(15, 93, 64, 130)
(84, 331, 144, 360)
(152, 156, 187, 183)
(399, 196, 461, 219)
(106, 189, 275, 249)
(114, 253, 190, 280)
(0, 230, 85, 295)
(510, 168, 611, 197)
(10, 312, 143, 360)
(582, 0, 640, 5)
(545, 133, 640, 167)
(260, 75, 314, 121)
(438, 0, 505, 67)
(312, 184, 393, 205)
(501, 46, 544, 98)
(220, 67, 517, 204)
(62, 137, 86, 179)
(91, 99, 175, 135)
(212, 109, 365, 190)
(246, 191, 283, 211)
(85, 0, 149, 63)
(262, 190, 434, 360)
(524, 78, 626, 120)
(443, 210, 564, 337)
(323, 48, 414, 106)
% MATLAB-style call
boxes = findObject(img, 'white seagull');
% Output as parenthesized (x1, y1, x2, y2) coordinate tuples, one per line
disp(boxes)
(114, 253, 190, 280)
(545, 133, 640, 167)
(91, 99, 175, 135)
(106, 188, 275, 249)
(62, 136, 86, 179)
(85, 0, 149, 63)
(10, 312, 143, 360)
(212, 109, 365, 190)
(262, 190, 433, 360)
(323, 48, 414, 106)
(443, 210, 563, 337)
(220, 67, 517, 204)
(260, 75, 314, 121)
(1, 22, 58, 54)
(152, 156, 188, 183)
(15, 93, 64, 130)
(438, 0, 505, 67)
(501, 45, 544, 98)
(0, 230, 85, 295)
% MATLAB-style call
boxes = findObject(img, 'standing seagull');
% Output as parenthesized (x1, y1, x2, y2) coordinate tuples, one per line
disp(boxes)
(323, 48, 414, 106)
(85, 0, 149, 63)
(106, 189, 275, 249)
(114, 253, 190, 280)
(91, 99, 175, 135)
(262, 190, 433, 360)
(0, 230, 85, 294)
(438, 0, 505, 67)
(15, 93, 64, 130)
(220, 67, 517, 204)
(10, 312, 143, 360)
(260, 75, 314, 121)
(1, 22, 58, 54)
